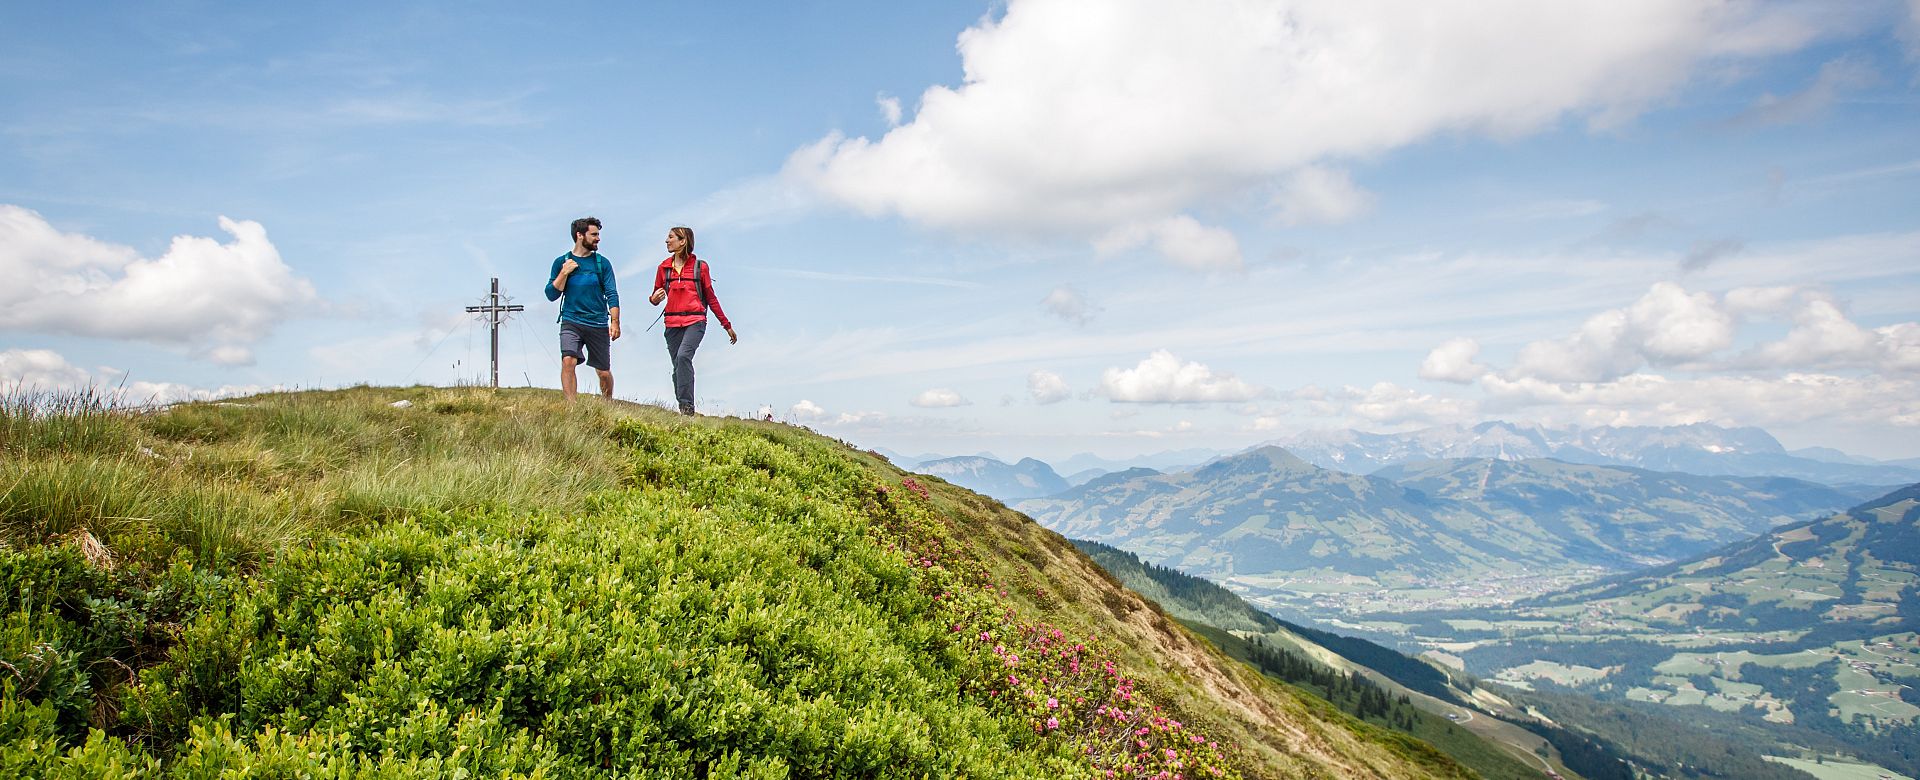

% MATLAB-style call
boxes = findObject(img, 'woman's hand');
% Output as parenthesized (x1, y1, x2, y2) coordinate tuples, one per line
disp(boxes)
(649, 288, 666, 306)
(726, 327, 738, 344)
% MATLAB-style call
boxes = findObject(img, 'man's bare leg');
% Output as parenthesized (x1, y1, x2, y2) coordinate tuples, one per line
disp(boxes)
(561, 355, 579, 401)
(597, 369, 614, 399)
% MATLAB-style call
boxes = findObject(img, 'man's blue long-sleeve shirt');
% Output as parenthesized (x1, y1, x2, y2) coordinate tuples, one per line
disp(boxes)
(545, 252, 619, 328)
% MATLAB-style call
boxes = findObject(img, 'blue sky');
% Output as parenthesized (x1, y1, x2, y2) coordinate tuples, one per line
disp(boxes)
(4, 1, 1920, 462)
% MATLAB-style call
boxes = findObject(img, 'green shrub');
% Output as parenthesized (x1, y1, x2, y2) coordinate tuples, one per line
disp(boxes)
(0, 389, 1457, 778)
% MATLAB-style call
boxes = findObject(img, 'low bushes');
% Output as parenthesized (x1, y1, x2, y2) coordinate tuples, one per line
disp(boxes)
(3, 398, 1152, 777)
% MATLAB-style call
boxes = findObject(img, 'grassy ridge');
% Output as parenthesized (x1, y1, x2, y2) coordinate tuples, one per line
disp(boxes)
(2, 387, 625, 568)
(2, 387, 1473, 778)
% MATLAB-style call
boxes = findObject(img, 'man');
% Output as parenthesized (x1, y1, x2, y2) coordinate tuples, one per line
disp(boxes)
(545, 217, 620, 401)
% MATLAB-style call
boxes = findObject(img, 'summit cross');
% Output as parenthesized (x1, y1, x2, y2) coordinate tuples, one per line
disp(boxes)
(464, 277, 525, 388)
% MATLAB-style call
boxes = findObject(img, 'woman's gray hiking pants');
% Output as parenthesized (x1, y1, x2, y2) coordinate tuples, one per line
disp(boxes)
(664, 320, 706, 414)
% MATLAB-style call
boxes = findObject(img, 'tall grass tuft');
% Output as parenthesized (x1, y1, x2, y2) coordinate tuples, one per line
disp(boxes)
(2, 386, 652, 571)
(0, 385, 136, 457)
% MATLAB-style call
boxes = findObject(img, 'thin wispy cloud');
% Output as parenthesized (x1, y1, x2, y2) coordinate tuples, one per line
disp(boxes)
(1484, 198, 1608, 222)
(1725, 56, 1878, 128)
(759, 267, 987, 290)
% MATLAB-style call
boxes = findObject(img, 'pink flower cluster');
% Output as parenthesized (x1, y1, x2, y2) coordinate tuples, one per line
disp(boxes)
(900, 477, 930, 500)
(865, 476, 1237, 779)
(958, 612, 1233, 779)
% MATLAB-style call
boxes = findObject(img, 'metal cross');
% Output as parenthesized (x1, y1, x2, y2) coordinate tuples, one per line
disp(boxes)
(464, 277, 525, 388)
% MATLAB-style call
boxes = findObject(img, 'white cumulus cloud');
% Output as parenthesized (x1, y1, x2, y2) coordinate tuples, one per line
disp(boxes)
(0, 348, 91, 389)
(1420, 337, 1488, 383)
(1738, 293, 1920, 373)
(1341, 382, 1479, 426)
(833, 410, 889, 426)
(911, 388, 971, 408)
(1028, 370, 1071, 404)
(1436, 280, 1920, 432)
(0, 347, 279, 405)
(1040, 286, 1097, 324)
(785, 0, 1822, 260)
(1508, 282, 1734, 382)
(790, 399, 828, 420)
(1723, 285, 1801, 315)
(0, 206, 320, 364)
(1099, 350, 1263, 403)
(1483, 372, 1920, 429)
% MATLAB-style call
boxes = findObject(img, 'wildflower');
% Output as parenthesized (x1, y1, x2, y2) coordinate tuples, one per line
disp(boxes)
(1047, 697, 1058, 710)
(1045, 716, 1060, 730)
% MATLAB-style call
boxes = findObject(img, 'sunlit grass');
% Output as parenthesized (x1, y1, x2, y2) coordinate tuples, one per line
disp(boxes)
(0, 385, 656, 570)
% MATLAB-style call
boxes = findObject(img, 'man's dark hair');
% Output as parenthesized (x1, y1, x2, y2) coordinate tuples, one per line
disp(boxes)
(571, 217, 602, 241)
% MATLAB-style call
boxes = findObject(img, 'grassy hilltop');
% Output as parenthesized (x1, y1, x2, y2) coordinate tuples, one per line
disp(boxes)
(1, 386, 1474, 779)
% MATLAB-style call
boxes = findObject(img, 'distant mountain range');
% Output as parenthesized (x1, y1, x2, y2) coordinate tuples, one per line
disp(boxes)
(1264, 421, 1920, 485)
(1051, 449, 1221, 483)
(1016, 447, 1880, 616)
(915, 454, 1069, 500)
(892, 422, 1919, 507)
(891, 449, 1217, 495)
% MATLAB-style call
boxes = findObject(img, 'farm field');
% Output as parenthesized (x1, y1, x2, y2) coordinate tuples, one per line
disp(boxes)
(1765, 755, 1914, 780)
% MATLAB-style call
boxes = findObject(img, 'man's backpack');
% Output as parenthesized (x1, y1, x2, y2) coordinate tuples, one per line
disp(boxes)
(555, 252, 610, 322)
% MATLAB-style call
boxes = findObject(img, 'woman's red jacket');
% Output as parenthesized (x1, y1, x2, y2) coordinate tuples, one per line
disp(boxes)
(652, 254, 731, 330)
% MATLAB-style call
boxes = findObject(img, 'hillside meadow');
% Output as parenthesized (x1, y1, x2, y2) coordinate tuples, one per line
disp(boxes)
(1, 386, 1473, 779)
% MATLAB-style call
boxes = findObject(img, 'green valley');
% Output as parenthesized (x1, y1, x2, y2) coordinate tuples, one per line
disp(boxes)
(1067, 538, 1836, 780)
(1369, 486, 1920, 777)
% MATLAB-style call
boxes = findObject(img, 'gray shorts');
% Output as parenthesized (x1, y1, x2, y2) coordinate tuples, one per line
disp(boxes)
(559, 321, 611, 371)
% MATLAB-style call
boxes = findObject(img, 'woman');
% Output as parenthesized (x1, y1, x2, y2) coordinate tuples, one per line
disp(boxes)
(648, 226, 736, 415)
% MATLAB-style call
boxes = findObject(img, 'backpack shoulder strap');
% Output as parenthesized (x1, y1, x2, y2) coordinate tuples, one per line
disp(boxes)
(554, 253, 569, 322)
(696, 259, 708, 309)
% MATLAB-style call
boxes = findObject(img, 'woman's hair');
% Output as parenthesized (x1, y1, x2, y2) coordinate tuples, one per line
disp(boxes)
(670, 226, 695, 259)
